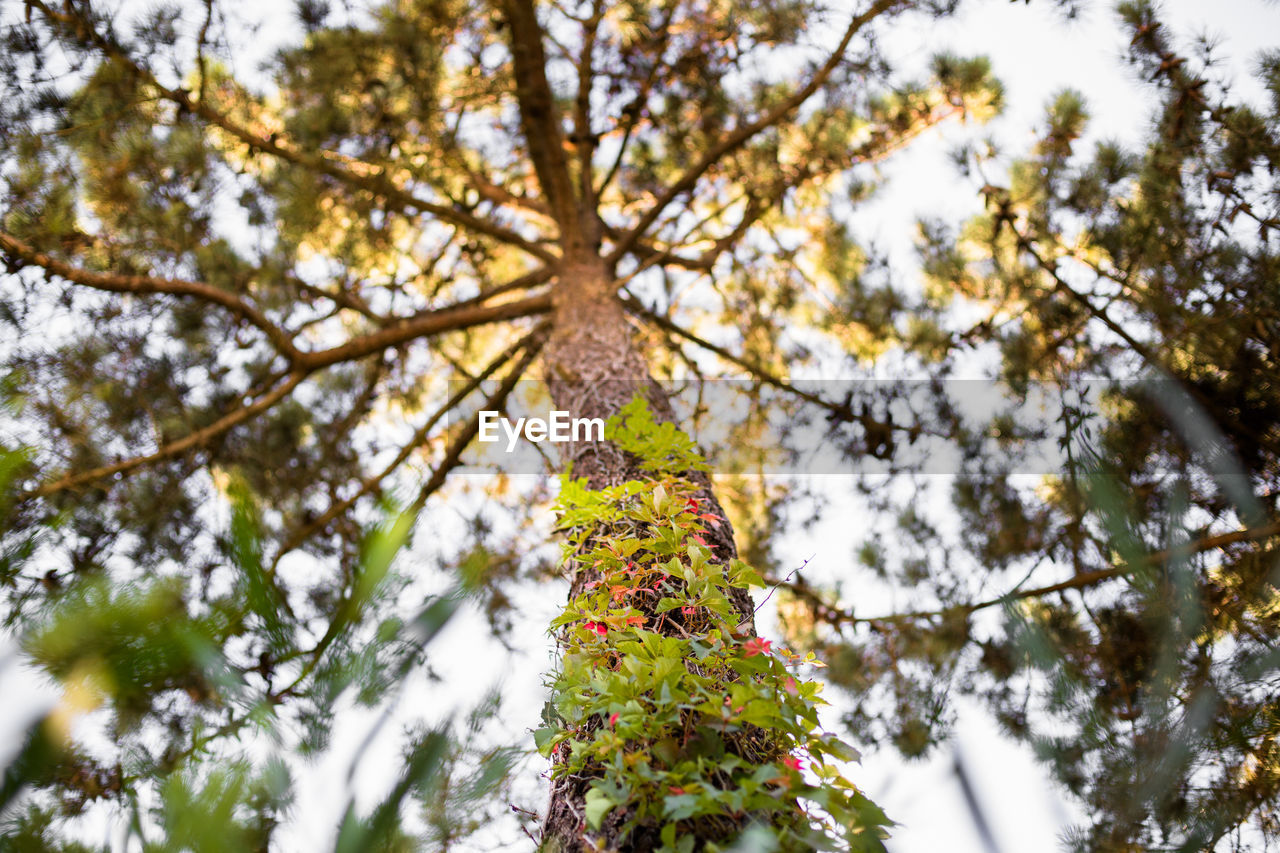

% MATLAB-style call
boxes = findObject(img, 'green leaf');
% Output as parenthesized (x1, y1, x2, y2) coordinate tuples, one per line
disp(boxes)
(533, 726, 557, 755)
(584, 786, 616, 830)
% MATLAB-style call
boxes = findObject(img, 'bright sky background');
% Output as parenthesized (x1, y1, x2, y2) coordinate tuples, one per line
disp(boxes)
(3, 1, 1280, 851)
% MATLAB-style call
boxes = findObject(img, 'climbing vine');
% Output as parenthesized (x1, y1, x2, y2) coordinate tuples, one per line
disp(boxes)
(536, 399, 891, 851)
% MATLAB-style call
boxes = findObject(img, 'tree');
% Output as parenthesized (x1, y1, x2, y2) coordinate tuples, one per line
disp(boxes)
(0, 0, 1001, 849)
(776, 3, 1280, 849)
(10, 0, 1274, 850)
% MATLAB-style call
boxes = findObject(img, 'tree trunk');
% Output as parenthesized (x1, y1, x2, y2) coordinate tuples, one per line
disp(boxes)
(540, 256, 755, 851)
(493, 1, 761, 844)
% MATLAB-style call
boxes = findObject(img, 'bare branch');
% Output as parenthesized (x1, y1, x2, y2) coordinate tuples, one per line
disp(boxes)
(291, 279, 385, 324)
(617, 193, 766, 273)
(271, 324, 548, 564)
(452, 266, 553, 310)
(299, 290, 552, 369)
(407, 329, 546, 512)
(455, 156, 553, 221)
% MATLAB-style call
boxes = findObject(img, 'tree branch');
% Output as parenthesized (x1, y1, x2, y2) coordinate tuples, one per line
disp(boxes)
(1, 231, 552, 372)
(30, 370, 307, 498)
(622, 296, 925, 441)
(407, 330, 546, 512)
(574, 2, 604, 230)
(271, 324, 548, 564)
(0, 231, 302, 361)
(279, 336, 543, 690)
(780, 519, 1280, 628)
(607, 0, 906, 263)
(17, 257, 549, 496)
(25, 0, 557, 264)
(497, 0, 583, 251)
(451, 266, 553, 310)
(1009, 224, 1277, 454)
(299, 290, 552, 369)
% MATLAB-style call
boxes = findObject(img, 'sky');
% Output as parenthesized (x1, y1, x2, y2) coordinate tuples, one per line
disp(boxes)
(3, 0, 1280, 851)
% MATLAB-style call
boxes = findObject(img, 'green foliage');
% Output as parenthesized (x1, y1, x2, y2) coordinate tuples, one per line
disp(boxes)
(0, 475, 510, 850)
(23, 575, 234, 730)
(606, 397, 713, 476)
(5, 0, 1276, 847)
(0, 806, 100, 853)
(818, 6, 1280, 849)
(145, 760, 291, 853)
(540, 403, 889, 852)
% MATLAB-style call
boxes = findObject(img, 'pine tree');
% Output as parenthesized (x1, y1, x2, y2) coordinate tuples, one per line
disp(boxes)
(0, 0, 1000, 849)
(777, 3, 1280, 849)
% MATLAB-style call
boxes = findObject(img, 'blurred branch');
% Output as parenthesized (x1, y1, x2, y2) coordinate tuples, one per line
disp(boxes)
(607, 0, 907, 263)
(0, 231, 302, 360)
(775, 518, 1280, 629)
(450, 266, 553, 310)
(23, 0, 558, 265)
(1012, 230, 1163, 368)
(610, 192, 766, 274)
(29, 369, 307, 498)
(2, 232, 551, 371)
(593, 14, 669, 201)
(291, 279, 386, 324)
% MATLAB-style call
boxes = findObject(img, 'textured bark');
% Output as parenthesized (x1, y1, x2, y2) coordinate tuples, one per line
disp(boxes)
(539, 257, 756, 851)
(491, 2, 760, 846)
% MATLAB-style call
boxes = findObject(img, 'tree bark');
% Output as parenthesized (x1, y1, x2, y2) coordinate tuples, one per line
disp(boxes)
(539, 256, 755, 851)
(491, 2, 758, 845)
